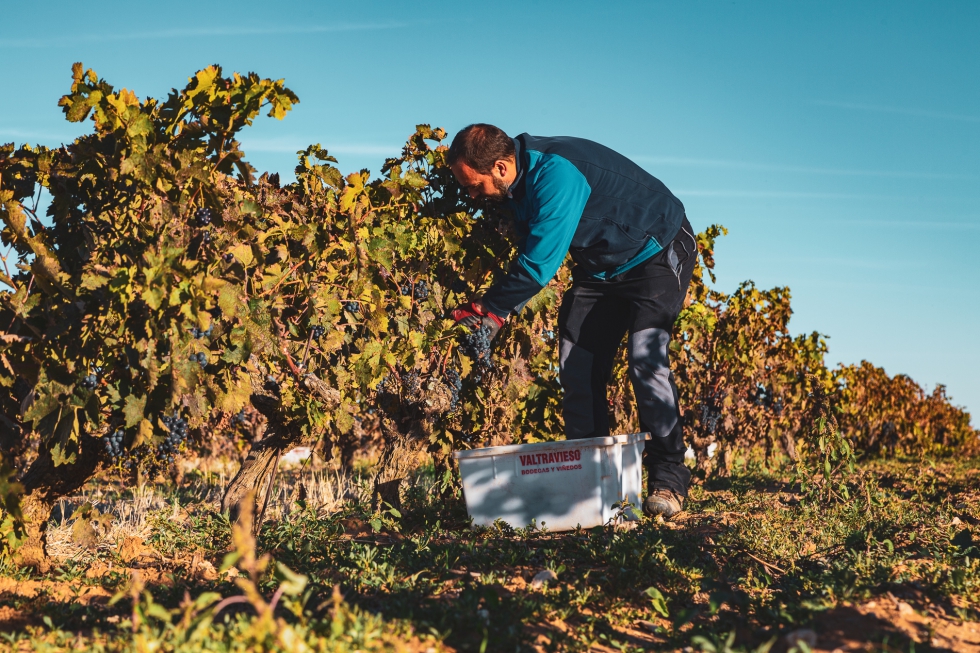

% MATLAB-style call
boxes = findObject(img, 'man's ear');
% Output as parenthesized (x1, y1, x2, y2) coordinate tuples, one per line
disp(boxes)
(491, 159, 506, 178)
(493, 157, 515, 179)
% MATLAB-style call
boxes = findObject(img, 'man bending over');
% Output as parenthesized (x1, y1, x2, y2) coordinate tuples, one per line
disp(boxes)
(448, 124, 697, 518)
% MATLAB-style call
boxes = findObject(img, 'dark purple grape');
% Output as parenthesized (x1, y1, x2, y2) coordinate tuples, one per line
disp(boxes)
(698, 389, 725, 435)
(189, 324, 213, 339)
(445, 368, 462, 411)
(459, 322, 494, 364)
(402, 370, 421, 396)
(156, 413, 188, 462)
(195, 207, 212, 227)
(105, 429, 125, 460)
(458, 322, 495, 381)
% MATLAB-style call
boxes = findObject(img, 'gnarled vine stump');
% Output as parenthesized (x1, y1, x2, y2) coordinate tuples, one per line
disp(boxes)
(371, 375, 453, 510)
(222, 371, 339, 530)
(14, 432, 103, 571)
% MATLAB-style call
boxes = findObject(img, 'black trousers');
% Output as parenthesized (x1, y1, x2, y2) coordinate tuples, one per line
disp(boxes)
(557, 217, 697, 496)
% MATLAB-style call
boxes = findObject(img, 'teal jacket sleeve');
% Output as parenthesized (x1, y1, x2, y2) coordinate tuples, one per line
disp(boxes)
(482, 153, 591, 315)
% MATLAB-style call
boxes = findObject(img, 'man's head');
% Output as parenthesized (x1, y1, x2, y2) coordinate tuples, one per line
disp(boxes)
(447, 124, 517, 202)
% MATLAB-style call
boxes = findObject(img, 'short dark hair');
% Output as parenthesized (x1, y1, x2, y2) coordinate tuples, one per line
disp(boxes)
(447, 124, 515, 173)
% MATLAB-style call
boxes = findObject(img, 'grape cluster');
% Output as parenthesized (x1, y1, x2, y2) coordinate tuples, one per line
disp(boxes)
(223, 253, 234, 263)
(81, 374, 98, 390)
(189, 352, 208, 368)
(459, 322, 494, 363)
(344, 301, 360, 313)
(698, 390, 725, 435)
(458, 322, 495, 383)
(749, 384, 784, 416)
(311, 325, 325, 340)
(232, 408, 247, 426)
(190, 324, 213, 339)
(700, 406, 721, 434)
(159, 414, 188, 462)
(403, 370, 421, 395)
(202, 231, 212, 244)
(104, 429, 124, 460)
(445, 368, 462, 411)
(195, 207, 212, 227)
(399, 281, 430, 300)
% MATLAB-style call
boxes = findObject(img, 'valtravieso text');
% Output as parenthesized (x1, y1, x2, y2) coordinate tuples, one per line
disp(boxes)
(519, 450, 582, 466)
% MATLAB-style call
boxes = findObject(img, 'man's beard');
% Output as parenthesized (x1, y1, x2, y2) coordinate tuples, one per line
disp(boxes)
(484, 176, 510, 202)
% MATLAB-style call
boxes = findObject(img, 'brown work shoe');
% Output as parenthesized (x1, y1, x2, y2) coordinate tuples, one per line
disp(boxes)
(643, 489, 685, 519)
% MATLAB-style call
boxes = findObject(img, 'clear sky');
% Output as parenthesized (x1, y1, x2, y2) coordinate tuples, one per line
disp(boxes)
(3, 0, 978, 421)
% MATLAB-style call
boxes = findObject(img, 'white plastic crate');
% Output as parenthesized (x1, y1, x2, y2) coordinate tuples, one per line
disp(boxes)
(452, 433, 650, 532)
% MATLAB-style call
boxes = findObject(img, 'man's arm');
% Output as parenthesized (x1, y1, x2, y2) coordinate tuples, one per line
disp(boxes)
(482, 154, 591, 316)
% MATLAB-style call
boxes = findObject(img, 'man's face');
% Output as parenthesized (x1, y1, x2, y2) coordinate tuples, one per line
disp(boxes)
(451, 161, 511, 202)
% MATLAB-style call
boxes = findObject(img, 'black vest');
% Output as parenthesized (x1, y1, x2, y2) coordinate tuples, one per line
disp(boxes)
(514, 133, 686, 272)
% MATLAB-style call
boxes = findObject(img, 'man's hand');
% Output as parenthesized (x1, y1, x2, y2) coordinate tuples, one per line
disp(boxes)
(451, 301, 506, 340)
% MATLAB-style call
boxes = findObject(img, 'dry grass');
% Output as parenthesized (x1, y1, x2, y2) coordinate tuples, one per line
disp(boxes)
(46, 482, 162, 563)
(44, 447, 374, 563)
(264, 458, 373, 521)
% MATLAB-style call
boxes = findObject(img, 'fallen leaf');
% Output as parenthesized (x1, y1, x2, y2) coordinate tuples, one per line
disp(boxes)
(70, 504, 113, 549)
(71, 518, 100, 548)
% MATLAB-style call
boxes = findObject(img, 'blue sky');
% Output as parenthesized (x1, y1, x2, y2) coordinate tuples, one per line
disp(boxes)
(3, 0, 978, 420)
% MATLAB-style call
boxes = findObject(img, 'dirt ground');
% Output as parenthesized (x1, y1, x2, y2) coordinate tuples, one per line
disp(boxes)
(812, 596, 980, 652)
